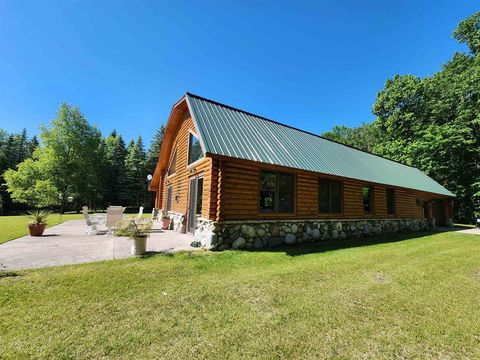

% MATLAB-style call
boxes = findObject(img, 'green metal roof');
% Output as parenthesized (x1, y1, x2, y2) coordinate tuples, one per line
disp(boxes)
(185, 93, 454, 197)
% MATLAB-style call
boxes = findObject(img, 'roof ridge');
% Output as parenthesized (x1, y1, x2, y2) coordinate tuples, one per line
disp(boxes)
(185, 92, 417, 169)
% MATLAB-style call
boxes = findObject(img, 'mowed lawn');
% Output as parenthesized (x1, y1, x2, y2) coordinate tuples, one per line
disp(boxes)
(0, 214, 84, 244)
(1, 231, 480, 359)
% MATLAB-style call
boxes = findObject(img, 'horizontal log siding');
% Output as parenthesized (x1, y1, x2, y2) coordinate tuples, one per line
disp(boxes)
(219, 158, 446, 221)
(374, 186, 388, 217)
(159, 114, 215, 220)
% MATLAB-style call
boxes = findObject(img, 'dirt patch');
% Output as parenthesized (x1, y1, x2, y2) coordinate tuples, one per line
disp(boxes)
(474, 270, 480, 281)
(371, 273, 391, 284)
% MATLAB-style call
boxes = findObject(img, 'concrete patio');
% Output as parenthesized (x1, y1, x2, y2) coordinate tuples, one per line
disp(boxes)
(0, 220, 198, 270)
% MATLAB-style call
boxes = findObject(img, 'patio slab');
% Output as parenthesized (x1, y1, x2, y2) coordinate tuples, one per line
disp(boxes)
(0, 220, 198, 271)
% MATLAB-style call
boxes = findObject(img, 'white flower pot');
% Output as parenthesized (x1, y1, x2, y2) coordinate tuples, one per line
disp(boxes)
(131, 236, 147, 255)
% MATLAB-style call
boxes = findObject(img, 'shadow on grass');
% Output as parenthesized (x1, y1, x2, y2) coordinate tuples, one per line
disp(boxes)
(139, 251, 175, 259)
(259, 231, 440, 257)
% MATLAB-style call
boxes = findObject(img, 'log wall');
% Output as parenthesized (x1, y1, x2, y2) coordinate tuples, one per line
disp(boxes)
(217, 157, 448, 221)
(158, 112, 215, 220)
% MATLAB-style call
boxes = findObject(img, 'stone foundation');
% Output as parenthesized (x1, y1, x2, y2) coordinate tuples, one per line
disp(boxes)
(193, 218, 431, 250)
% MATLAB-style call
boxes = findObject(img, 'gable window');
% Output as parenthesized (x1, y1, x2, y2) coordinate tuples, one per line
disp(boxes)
(318, 179, 342, 214)
(386, 189, 395, 215)
(362, 186, 373, 214)
(259, 170, 294, 213)
(188, 133, 203, 165)
(167, 147, 177, 176)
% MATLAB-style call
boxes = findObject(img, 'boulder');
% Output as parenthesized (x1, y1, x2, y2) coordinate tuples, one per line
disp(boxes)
(241, 225, 256, 238)
(270, 225, 280, 237)
(232, 237, 246, 250)
(312, 229, 320, 239)
(291, 224, 298, 234)
(257, 228, 266, 237)
(285, 233, 296, 245)
(253, 238, 263, 249)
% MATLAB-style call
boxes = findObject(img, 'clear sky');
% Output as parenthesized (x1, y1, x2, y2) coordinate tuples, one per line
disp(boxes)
(0, 0, 478, 145)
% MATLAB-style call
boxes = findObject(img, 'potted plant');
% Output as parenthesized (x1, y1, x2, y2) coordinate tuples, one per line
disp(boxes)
(27, 209, 51, 236)
(115, 219, 153, 255)
(161, 214, 171, 230)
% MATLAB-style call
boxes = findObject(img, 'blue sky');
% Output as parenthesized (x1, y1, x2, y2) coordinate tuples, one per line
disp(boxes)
(0, 1, 477, 145)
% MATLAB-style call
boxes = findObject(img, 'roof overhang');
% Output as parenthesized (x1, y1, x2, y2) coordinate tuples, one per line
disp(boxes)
(149, 95, 188, 190)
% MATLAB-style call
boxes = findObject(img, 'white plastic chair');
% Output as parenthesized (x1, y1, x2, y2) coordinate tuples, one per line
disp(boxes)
(106, 206, 124, 234)
(136, 206, 144, 220)
(82, 206, 103, 235)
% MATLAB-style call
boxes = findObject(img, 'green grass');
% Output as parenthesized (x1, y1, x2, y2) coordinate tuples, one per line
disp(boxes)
(0, 213, 84, 244)
(1, 231, 480, 359)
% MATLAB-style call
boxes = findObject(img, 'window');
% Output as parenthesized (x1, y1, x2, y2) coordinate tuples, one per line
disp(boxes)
(167, 147, 177, 176)
(362, 186, 373, 214)
(386, 189, 395, 215)
(166, 186, 172, 212)
(318, 179, 342, 214)
(188, 133, 203, 165)
(196, 178, 204, 215)
(259, 170, 294, 213)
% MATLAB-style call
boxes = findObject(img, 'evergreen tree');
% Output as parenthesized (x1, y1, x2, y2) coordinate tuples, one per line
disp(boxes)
(146, 124, 165, 175)
(28, 136, 39, 156)
(104, 131, 129, 205)
(0, 128, 39, 213)
(124, 136, 147, 206)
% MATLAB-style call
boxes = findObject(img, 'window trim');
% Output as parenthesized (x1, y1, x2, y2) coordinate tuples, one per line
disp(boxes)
(362, 185, 374, 215)
(318, 178, 343, 215)
(386, 188, 396, 216)
(258, 170, 295, 214)
(166, 145, 178, 178)
(186, 130, 204, 168)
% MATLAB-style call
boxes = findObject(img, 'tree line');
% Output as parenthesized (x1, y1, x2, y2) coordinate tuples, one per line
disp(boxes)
(323, 12, 480, 223)
(1, 103, 164, 214)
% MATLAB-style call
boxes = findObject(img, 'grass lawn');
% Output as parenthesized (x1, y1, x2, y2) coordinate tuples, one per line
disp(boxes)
(0, 213, 85, 245)
(1, 231, 479, 359)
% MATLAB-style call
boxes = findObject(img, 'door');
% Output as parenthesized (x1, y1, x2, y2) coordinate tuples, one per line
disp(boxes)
(187, 176, 204, 233)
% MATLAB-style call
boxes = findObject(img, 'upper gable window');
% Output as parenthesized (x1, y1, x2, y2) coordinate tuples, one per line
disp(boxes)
(167, 147, 177, 176)
(188, 133, 203, 165)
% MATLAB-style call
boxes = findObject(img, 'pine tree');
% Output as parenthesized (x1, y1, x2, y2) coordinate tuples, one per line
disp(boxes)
(146, 124, 165, 175)
(124, 136, 147, 206)
(104, 131, 129, 205)
(28, 136, 39, 157)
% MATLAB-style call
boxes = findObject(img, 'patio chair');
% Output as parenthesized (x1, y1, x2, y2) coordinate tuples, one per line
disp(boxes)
(136, 206, 144, 220)
(106, 206, 124, 234)
(82, 206, 104, 235)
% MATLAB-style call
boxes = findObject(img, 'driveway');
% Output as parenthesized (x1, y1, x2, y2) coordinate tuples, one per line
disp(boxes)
(0, 220, 198, 271)
(453, 227, 480, 236)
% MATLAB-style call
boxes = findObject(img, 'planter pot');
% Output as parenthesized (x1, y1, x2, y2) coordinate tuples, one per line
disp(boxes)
(161, 218, 171, 230)
(131, 236, 148, 256)
(28, 223, 47, 236)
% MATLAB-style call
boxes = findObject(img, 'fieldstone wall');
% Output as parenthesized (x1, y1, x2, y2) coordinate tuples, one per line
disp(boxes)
(192, 218, 431, 250)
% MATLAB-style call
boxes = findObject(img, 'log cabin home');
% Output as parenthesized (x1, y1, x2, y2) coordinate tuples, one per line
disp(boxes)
(149, 93, 454, 250)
